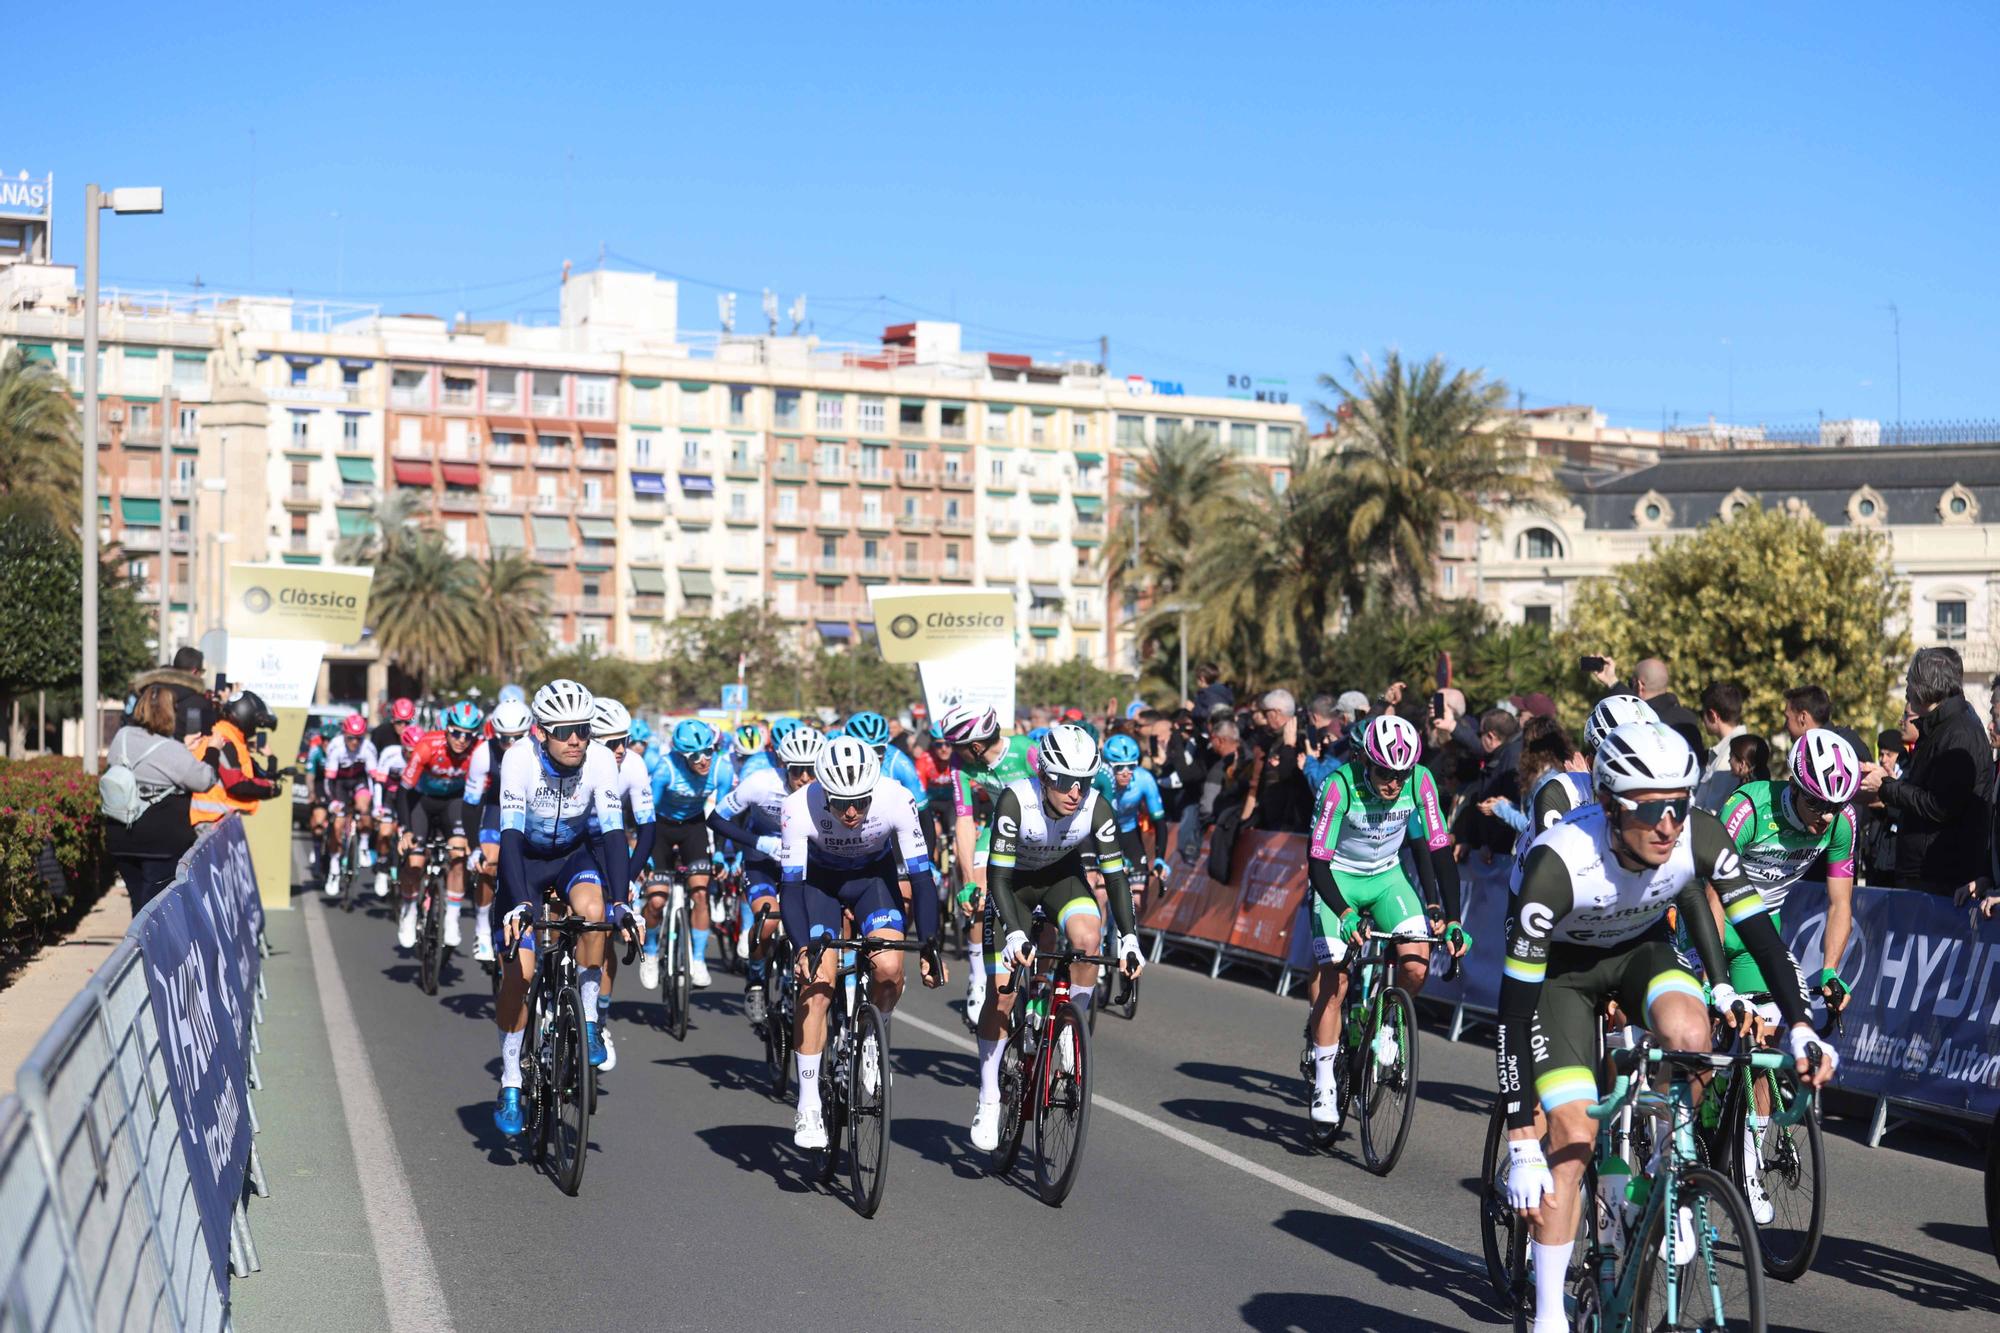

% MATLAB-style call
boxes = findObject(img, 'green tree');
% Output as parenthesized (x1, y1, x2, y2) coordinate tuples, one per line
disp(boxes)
(1562, 505, 1909, 736)
(367, 530, 482, 693)
(659, 607, 809, 713)
(1017, 656, 1139, 716)
(0, 346, 82, 537)
(530, 643, 666, 710)
(334, 487, 423, 564)
(0, 514, 150, 751)
(811, 643, 920, 718)
(1319, 351, 1553, 609)
(474, 552, 551, 681)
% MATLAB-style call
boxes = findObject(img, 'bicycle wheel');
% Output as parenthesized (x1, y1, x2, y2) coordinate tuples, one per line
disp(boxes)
(814, 1025, 845, 1186)
(847, 1002, 892, 1218)
(551, 986, 592, 1196)
(1033, 1001, 1092, 1205)
(341, 827, 359, 912)
(1731, 1067, 1825, 1282)
(1118, 968, 1140, 1021)
(669, 900, 692, 1041)
(1635, 1164, 1764, 1332)
(992, 1024, 1029, 1174)
(1358, 987, 1419, 1176)
(527, 988, 553, 1166)
(1478, 1098, 1527, 1299)
(419, 879, 445, 996)
(765, 969, 794, 1100)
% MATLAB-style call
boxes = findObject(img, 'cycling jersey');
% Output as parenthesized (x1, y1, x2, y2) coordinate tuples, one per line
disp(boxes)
(952, 735, 1036, 822)
(1100, 767, 1164, 833)
(986, 777, 1136, 941)
(1307, 762, 1450, 875)
(1719, 781, 1857, 904)
(369, 744, 406, 811)
(1511, 770, 1594, 879)
(323, 737, 375, 784)
(402, 732, 476, 799)
(650, 750, 718, 823)
(606, 747, 656, 880)
(778, 777, 938, 942)
(499, 739, 626, 855)
(708, 763, 788, 888)
(879, 744, 927, 808)
(712, 750, 741, 801)
(367, 719, 400, 758)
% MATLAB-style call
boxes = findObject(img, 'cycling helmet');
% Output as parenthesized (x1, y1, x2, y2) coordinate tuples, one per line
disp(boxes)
(937, 701, 1000, 745)
(672, 718, 718, 756)
(1027, 726, 1051, 748)
(532, 678, 594, 726)
(341, 713, 368, 738)
(845, 711, 891, 749)
(1593, 721, 1699, 795)
(319, 721, 339, 741)
(733, 722, 767, 756)
(591, 698, 632, 743)
(391, 697, 416, 723)
(1791, 728, 1860, 805)
(224, 690, 276, 733)
(770, 716, 802, 747)
(1037, 723, 1100, 779)
(1362, 714, 1422, 773)
(443, 700, 483, 733)
(777, 726, 827, 769)
(400, 724, 425, 749)
(1102, 733, 1143, 767)
(628, 717, 653, 745)
(497, 684, 527, 705)
(490, 699, 532, 738)
(1584, 694, 1658, 751)
(814, 735, 880, 799)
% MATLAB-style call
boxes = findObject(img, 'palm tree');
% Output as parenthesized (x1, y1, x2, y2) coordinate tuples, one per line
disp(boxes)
(0, 346, 82, 536)
(367, 530, 482, 692)
(1105, 425, 1249, 601)
(475, 551, 551, 681)
(335, 486, 424, 564)
(1319, 351, 1554, 610)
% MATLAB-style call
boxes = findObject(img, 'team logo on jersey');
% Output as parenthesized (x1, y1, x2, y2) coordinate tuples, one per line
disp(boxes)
(1096, 819, 1117, 843)
(1519, 902, 1554, 939)
(997, 815, 1018, 839)
(1711, 846, 1741, 881)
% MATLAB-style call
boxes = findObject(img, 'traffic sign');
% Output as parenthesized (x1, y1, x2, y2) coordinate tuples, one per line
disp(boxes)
(721, 683, 748, 711)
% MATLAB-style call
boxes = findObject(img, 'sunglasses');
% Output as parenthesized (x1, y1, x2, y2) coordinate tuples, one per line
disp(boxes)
(830, 794, 873, 816)
(447, 727, 478, 743)
(1044, 772, 1089, 794)
(1365, 762, 1408, 789)
(545, 722, 591, 742)
(1109, 762, 1137, 774)
(1613, 794, 1691, 827)
(1793, 788, 1839, 819)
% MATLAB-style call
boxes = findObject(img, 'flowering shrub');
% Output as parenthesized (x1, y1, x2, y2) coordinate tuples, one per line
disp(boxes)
(0, 757, 109, 955)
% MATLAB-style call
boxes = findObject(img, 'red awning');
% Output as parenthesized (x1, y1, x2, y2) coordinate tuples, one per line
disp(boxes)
(440, 462, 482, 488)
(393, 461, 434, 487)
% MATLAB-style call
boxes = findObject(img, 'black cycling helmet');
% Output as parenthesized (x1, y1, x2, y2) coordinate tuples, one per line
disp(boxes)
(224, 690, 276, 732)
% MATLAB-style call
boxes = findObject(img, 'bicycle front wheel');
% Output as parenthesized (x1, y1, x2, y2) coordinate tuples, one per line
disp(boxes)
(992, 1024, 1028, 1174)
(1731, 1067, 1825, 1282)
(551, 987, 592, 1196)
(1033, 1002, 1093, 1205)
(1478, 1097, 1526, 1299)
(765, 967, 794, 1100)
(1359, 987, 1419, 1176)
(1635, 1164, 1764, 1332)
(669, 900, 692, 1042)
(419, 881, 446, 995)
(847, 1003, 892, 1218)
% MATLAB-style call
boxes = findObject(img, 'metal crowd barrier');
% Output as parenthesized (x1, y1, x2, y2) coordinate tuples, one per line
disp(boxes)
(1, 816, 265, 1330)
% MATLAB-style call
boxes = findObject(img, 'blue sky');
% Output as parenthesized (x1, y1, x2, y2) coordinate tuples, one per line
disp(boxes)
(15, 2, 1997, 428)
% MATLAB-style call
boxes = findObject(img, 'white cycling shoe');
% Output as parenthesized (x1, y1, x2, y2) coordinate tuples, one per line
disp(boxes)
(1744, 1173, 1775, 1226)
(373, 870, 390, 898)
(599, 1027, 618, 1072)
(639, 952, 661, 991)
(473, 934, 495, 964)
(736, 927, 751, 960)
(970, 1098, 1003, 1152)
(860, 1037, 882, 1097)
(323, 867, 342, 897)
(793, 1106, 829, 1150)
(396, 903, 418, 950)
(442, 908, 461, 950)
(689, 955, 712, 989)
(1310, 1086, 1343, 1127)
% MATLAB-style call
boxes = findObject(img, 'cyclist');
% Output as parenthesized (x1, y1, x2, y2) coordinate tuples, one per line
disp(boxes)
(492, 679, 632, 1136)
(714, 722, 766, 801)
(463, 699, 532, 964)
(971, 724, 1144, 1151)
(1523, 694, 1659, 843)
(1497, 721, 1836, 1333)
(319, 715, 378, 898)
(914, 731, 957, 864)
(939, 701, 1037, 1024)
(305, 721, 335, 864)
(366, 698, 416, 871)
(1098, 733, 1166, 899)
(368, 724, 420, 895)
(642, 719, 722, 990)
(846, 711, 927, 807)
(588, 697, 655, 1073)
(710, 726, 825, 1026)
(1302, 713, 1466, 1130)
(780, 735, 943, 1148)
(394, 701, 482, 952)
(1709, 726, 1859, 1223)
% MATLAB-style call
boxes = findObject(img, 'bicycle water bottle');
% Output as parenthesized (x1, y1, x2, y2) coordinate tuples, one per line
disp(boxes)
(1595, 1154, 1632, 1256)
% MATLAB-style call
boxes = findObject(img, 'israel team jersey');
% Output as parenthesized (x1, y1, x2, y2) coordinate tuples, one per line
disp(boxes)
(500, 739, 625, 853)
(779, 778, 932, 878)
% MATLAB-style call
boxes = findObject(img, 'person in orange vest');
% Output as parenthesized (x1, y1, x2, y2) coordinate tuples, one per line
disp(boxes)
(190, 690, 281, 826)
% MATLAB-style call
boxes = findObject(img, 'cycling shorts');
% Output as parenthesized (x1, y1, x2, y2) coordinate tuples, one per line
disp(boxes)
(742, 859, 780, 904)
(1720, 910, 1786, 996)
(985, 864, 1101, 978)
(406, 793, 462, 846)
(1309, 865, 1427, 966)
(1528, 925, 1704, 1116)
(477, 803, 501, 850)
(494, 843, 604, 954)
(654, 819, 713, 878)
(325, 775, 368, 812)
(780, 854, 905, 945)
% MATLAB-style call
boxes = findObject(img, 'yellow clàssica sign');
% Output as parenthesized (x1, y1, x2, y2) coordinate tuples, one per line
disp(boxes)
(225, 563, 374, 644)
(866, 588, 1015, 664)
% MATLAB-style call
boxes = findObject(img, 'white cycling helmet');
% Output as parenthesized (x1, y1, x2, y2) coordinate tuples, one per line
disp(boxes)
(1593, 721, 1699, 795)
(591, 697, 631, 743)
(1584, 694, 1658, 751)
(532, 678, 595, 727)
(1790, 728, 1860, 805)
(489, 699, 532, 738)
(1036, 723, 1100, 779)
(1362, 714, 1422, 773)
(814, 735, 881, 799)
(776, 726, 827, 769)
(937, 701, 1000, 744)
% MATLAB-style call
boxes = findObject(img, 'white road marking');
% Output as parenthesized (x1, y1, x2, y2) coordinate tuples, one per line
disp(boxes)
(893, 1007, 1484, 1274)
(303, 899, 457, 1333)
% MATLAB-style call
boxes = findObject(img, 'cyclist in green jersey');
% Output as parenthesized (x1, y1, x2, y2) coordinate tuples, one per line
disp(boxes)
(937, 702, 1036, 1024)
(1303, 713, 1467, 1129)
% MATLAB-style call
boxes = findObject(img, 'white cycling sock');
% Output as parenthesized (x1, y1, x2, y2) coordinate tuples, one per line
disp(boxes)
(476, 902, 492, 939)
(500, 1029, 524, 1089)
(977, 1037, 1004, 1102)
(1070, 986, 1093, 1017)
(1531, 1240, 1573, 1333)
(1311, 1044, 1339, 1094)
(579, 967, 601, 1022)
(796, 1052, 823, 1113)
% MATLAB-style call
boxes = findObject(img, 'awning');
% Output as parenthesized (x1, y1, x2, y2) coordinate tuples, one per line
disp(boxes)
(632, 471, 666, 495)
(578, 517, 616, 541)
(120, 496, 162, 525)
(1030, 584, 1064, 603)
(393, 461, 434, 487)
(124, 347, 158, 359)
(816, 621, 853, 641)
(282, 553, 321, 565)
(283, 354, 321, 366)
(679, 473, 715, 495)
(1074, 451, 1104, 466)
(174, 350, 209, 363)
(336, 457, 375, 483)
(486, 513, 527, 550)
(18, 342, 53, 363)
(338, 357, 375, 370)
(629, 376, 662, 389)
(532, 515, 571, 549)
(1030, 405, 1056, 416)
(679, 381, 711, 393)
(1029, 625, 1060, 638)
(814, 573, 848, 586)
(337, 509, 374, 538)
(681, 569, 716, 597)
(1072, 495, 1103, 514)
(942, 401, 967, 411)
(988, 403, 1014, 413)
(441, 462, 482, 488)
(631, 566, 667, 594)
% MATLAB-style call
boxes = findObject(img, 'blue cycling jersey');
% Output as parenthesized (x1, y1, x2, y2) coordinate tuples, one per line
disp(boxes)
(650, 750, 718, 822)
(1100, 767, 1164, 832)
(712, 751, 740, 801)
(880, 744, 928, 809)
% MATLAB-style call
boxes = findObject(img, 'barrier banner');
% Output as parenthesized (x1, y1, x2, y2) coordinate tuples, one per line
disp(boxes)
(1781, 882, 2000, 1119)
(1227, 834, 1311, 959)
(138, 825, 254, 1289)
(1139, 843, 1239, 944)
(180, 818, 264, 1046)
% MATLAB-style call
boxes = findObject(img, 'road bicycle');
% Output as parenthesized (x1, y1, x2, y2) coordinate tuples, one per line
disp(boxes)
(504, 912, 637, 1197)
(413, 830, 457, 996)
(1700, 1014, 1826, 1281)
(329, 804, 371, 912)
(755, 906, 794, 1100)
(647, 861, 694, 1041)
(710, 855, 745, 975)
(989, 942, 1108, 1206)
(801, 935, 925, 1217)
(1301, 928, 1431, 1174)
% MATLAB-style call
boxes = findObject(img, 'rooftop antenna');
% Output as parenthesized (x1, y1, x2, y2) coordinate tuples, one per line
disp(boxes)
(718, 292, 737, 334)
(788, 294, 806, 335)
(762, 288, 779, 334)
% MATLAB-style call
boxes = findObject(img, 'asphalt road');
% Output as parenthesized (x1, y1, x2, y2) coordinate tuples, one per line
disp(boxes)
(247, 846, 2000, 1332)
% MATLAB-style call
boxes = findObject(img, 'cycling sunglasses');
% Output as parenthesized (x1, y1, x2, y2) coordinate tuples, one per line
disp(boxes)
(446, 726, 479, 744)
(1044, 771, 1089, 794)
(829, 793, 873, 816)
(1364, 761, 1409, 788)
(1613, 793, 1692, 827)
(544, 722, 591, 742)
(1792, 787, 1839, 820)
(1108, 762, 1138, 773)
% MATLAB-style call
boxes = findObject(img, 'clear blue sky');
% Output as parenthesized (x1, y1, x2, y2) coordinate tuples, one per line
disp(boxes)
(15, 2, 1997, 428)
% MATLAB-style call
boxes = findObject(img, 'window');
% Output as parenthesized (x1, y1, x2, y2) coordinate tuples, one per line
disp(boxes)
(290, 461, 309, 488)
(730, 489, 749, 519)
(634, 625, 653, 657)
(818, 491, 842, 520)
(441, 374, 476, 408)
(1229, 423, 1257, 455)
(289, 361, 309, 387)
(1029, 415, 1046, 445)
(986, 412, 1009, 443)
(815, 441, 844, 469)
(683, 435, 705, 466)
(172, 355, 204, 390)
(944, 542, 961, 570)
(1937, 600, 1968, 641)
(343, 362, 363, 387)
(903, 451, 922, 477)
(859, 398, 885, 433)
(1071, 419, 1087, 444)
(538, 434, 566, 464)
(731, 438, 758, 470)
(1271, 469, 1289, 494)
(1523, 605, 1553, 629)
(944, 498, 961, 523)
(776, 535, 798, 566)
(1115, 415, 1144, 448)
(445, 521, 469, 556)
(777, 490, 798, 519)
(579, 620, 604, 649)
(289, 512, 308, 538)
(490, 473, 512, 504)
(821, 536, 839, 560)
(582, 478, 603, 507)
(816, 394, 844, 431)
(899, 401, 925, 434)
(398, 417, 422, 451)
(1442, 565, 1457, 592)
(487, 369, 518, 411)
(1857, 497, 1877, 517)
(903, 541, 918, 562)
(774, 390, 801, 428)
(729, 387, 749, 425)
(391, 366, 428, 407)
(576, 376, 612, 419)
(901, 495, 918, 518)
(1154, 417, 1183, 443)
(444, 417, 469, 455)
(1443, 526, 1456, 551)
(1268, 425, 1295, 456)
(631, 384, 656, 420)
(531, 370, 565, 415)
(1518, 527, 1563, 560)
(990, 456, 1009, 484)
(634, 434, 652, 467)
(290, 414, 310, 447)
(1644, 502, 1663, 521)
(943, 456, 962, 481)
(341, 415, 360, 448)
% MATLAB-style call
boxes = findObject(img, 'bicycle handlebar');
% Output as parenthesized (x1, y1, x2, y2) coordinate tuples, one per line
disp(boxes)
(501, 914, 639, 966)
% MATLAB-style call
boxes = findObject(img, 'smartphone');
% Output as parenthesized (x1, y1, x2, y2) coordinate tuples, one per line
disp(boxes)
(1580, 655, 1607, 675)
(1429, 692, 1447, 722)
(213, 672, 230, 693)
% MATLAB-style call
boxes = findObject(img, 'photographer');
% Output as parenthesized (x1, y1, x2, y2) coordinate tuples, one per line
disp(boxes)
(104, 683, 219, 910)
(124, 645, 218, 741)
(1242, 689, 1314, 833)
(190, 690, 283, 827)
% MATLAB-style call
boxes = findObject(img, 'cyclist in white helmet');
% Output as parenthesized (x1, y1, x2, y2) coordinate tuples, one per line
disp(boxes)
(937, 700, 1032, 1026)
(462, 698, 532, 965)
(708, 726, 826, 1026)
(584, 697, 653, 1072)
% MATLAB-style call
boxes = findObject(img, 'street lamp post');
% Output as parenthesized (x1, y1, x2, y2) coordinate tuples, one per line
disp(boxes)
(1156, 600, 1194, 705)
(80, 183, 164, 773)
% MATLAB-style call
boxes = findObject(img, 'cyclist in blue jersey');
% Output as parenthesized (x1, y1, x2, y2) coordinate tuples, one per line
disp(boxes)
(642, 719, 722, 990)
(846, 711, 928, 808)
(714, 722, 765, 802)
(1099, 734, 1167, 899)
(709, 726, 825, 1025)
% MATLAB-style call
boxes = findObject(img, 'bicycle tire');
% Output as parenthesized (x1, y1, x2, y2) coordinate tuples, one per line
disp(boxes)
(847, 1002, 892, 1218)
(765, 962, 794, 1100)
(814, 1020, 845, 1187)
(528, 986, 552, 1166)
(419, 877, 445, 996)
(1478, 1098, 1526, 1299)
(1727, 1065, 1825, 1282)
(1033, 1002, 1092, 1205)
(551, 986, 591, 1196)
(1634, 1163, 1765, 1333)
(670, 900, 692, 1042)
(992, 1023, 1029, 1174)
(340, 825, 360, 912)
(1118, 970, 1140, 1021)
(1359, 987, 1419, 1176)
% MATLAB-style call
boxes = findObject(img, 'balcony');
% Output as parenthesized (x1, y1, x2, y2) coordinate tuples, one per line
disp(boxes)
(728, 410, 752, 429)
(895, 513, 934, 533)
(676, 450, 712, 473)
(940, 422, 968, 441)
(772, 510, 809, 530)
(1030, 519, 1062, 540)
(898, 468, 937, 488)
(533, 546, 570, 566)
(726, 454, 761, 479)
(988, 515, 1021, 537)
(629, 594, 666, 618)
(898, 559, 933, 579)
(812, 600, 872, 622)
(629, 492, 665, 519)
(389, 386, 430, 410)
(773, 460, 812, 481)
(116, 528, 162, 551)
(440, 489, 482, 512)
(1074, 517, 1107, 543)
(285, 535, 316, 556)
(938, 515, 973, 536)
(1070, 605, 1104, 628)
(1072, 563, 1104, 585)
(815, 461, 851, 483)
(530, 394, 565, 415)
(815, 556, 856, 575)
(283, 486, 320, 510)
(439, 385, 477, 409)
(487, 392, 520, 414)
(1027, 605, 1064, 628)
(532, 494, 571, 513)
(856, 465, 893, 486)
(857, 557, 895, 578)
(984, 559, 1018, 581)
(393, 437, 432, 459)
(940, 471, 974, 491)
(135, 580, 193, 604)
(484, 493, 525, 512)
(898, 419, 924, 438)
(488, 443, 523, 465)
(575, 496, 615, 517)
(675, 501, 715, 526)
(336, 485, 378, 507)
(936, 561, 971, 582)
(558, 594, 613, 616)
(167, 532, 194, 553)
(439, 439, 477, 462)
(813, 512, 852, 532)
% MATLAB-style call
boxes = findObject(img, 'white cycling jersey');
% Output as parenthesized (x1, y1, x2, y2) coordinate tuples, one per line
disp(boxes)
(1526, 804, 1701, 947)
(779, 777, 927, 876)
(614, 749, 655, 826)
(995, 775, 1110, 873)
(368, 744, 406, 810)
(717, 762, 788, 837)
(499, 738, 625, 855)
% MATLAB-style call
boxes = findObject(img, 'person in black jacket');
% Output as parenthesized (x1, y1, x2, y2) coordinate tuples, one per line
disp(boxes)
(1451, 708, 1523, 859)
(124, 646, 217, 741)
(1858, 647, 1993, 895)
(105, 684, 219, 910)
